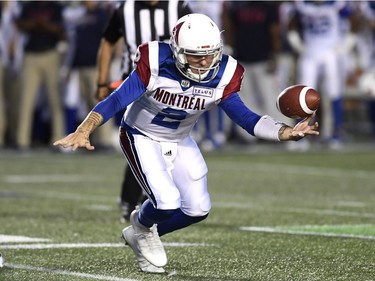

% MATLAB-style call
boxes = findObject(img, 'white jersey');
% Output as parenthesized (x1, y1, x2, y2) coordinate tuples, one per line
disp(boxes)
(124, 41, 243, 142)
(295, 0, 346, 54)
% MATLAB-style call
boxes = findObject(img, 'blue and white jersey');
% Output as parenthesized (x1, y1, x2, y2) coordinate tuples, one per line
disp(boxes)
(295, 0, 346, 53)
(125, 41, 243, 142)
(359, 1, 375, 21)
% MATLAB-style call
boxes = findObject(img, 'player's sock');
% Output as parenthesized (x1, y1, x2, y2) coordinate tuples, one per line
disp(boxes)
(138, 200, 176, 227)
(157, 209, 208, 236)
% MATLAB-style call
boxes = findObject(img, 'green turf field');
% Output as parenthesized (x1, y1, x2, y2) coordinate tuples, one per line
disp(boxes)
(0, 146, 374, 281)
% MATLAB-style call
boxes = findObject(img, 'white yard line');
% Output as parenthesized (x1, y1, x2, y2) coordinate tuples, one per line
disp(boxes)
(1, 240, 208, 279)
(0, 235, 51, 243)
(240, 226, 375, 240)
(213, 202, 374, 219)
(211, 162, 375, 180)
(5, 263, 139, 281)
(335, 201, 367, 207)
(1, 242, 211, 250)
(3, 174, 102, 183)
(282, 207, 375, 218)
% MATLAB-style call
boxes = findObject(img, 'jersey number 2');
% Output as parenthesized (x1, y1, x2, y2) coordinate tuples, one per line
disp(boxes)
(151, 107, 188, 129)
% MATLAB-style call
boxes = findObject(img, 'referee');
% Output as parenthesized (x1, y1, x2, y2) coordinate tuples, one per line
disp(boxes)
(96, 0, 192, 223)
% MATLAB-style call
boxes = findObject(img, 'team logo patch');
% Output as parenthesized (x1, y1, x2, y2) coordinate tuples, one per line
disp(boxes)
(192, 87, 214, 97)
(181, 80, 190, 88)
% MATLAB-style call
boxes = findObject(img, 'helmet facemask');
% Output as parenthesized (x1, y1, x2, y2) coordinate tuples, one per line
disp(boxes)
(170, 14, 223, 83)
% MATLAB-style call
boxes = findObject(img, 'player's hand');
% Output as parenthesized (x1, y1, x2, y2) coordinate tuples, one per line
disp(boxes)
(290, 113, 319, 140)
(53, 131, 95, 151)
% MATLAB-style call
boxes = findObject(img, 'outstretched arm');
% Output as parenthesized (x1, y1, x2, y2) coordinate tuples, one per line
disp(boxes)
(220, 93, 319, 141)
(53, 70, 146, 151)
(53, 111, 103, 151)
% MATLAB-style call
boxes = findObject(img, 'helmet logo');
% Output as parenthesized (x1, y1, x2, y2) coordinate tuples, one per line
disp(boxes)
(172, 22, 184, 44)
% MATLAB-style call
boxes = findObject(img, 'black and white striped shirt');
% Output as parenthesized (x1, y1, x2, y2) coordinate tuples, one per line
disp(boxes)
(103, 0, 191, 78)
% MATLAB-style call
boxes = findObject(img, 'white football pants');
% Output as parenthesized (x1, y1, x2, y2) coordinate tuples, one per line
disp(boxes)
(119, 127, 211, 217)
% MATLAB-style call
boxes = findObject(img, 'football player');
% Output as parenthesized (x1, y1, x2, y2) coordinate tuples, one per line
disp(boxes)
(287, 0, 357, 150)
(96, 0, 192, 224)
(54, 14, 319, 273)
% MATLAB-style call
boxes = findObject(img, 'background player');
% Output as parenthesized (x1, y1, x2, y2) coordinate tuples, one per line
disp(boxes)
(222, 1, 289, 144)
(61, 1, 114, 150)
(54, 13, 319, 274)
(287, 0, 357, 150)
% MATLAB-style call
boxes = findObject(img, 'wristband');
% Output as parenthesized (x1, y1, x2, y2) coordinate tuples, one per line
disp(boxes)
(254, 115, 285, 141)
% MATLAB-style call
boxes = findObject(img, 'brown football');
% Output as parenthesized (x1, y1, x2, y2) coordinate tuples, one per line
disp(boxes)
(276, 85, 320, 119)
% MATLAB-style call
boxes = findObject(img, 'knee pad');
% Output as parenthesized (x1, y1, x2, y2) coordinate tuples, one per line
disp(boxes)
(183, 193, 211, 217)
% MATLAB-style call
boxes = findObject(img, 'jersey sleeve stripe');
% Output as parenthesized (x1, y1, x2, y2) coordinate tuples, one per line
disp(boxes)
(221, 56, 244, 100)
(147, 41, 160, 89)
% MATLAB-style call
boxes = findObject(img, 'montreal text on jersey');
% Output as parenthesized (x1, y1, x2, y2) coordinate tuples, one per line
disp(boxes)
(154, 88, 207, 110)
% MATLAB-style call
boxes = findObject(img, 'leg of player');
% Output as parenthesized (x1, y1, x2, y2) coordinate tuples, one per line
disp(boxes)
(122, 224, 165, 273)
(331, 98, 343, 149)
(119, 165, 145, 222)
(120, 131, 211, 270)
(157, 208, 208, 236)
(124, 201, 170, 267)
(119, 130, 172, 268)
(213, 107, 227, 147)
(368, 101, 375, 140)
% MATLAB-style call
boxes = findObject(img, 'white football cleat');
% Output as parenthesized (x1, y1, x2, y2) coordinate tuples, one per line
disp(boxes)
(129, 210, 167, 267)
(122, 226, 165, 273)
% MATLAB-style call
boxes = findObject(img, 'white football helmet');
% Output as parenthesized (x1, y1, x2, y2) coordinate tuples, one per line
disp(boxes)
(170, 13, 223, 83)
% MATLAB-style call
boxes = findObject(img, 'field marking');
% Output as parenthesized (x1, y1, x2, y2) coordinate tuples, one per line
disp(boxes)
(240, 226, 375, 240)
(4, 161, 375, 186)
(86, 204, 114, 211)
(335, 201, 367, 207)
(1, 242, 211, 250)
(0, 235, 51, 243)
(283, 207, 375, 218)
(5, 263, 138, 281)
(213, 202, 374, 219)
(3, 174, 103, 183)
(211, 162, 375, 180)
(2, 188, 372, 220)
